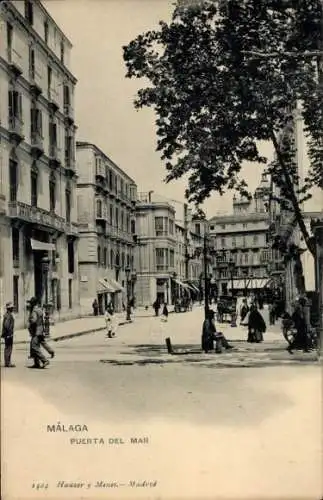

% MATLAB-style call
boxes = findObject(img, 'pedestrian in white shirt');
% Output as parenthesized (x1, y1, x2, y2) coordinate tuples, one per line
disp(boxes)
(105, 306, 117, 338)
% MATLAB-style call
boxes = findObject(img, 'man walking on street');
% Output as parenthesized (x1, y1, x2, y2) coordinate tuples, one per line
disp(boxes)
(28, 297, 51, 368)
(1, 302, 15, 367)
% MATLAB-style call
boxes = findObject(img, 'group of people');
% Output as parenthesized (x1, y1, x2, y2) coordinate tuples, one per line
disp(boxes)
(1, 296, 55, 369)
(152, 299, 169, 320)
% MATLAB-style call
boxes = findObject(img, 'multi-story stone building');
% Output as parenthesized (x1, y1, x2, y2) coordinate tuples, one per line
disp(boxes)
(134, 193, 205, 305)
(0, 0, 79, 328)
(76, 142, 137, 313)
(209, 174, 271, 296)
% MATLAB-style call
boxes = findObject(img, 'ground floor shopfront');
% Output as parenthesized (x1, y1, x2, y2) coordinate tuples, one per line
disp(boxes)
(0, 214, 80, 329)
(135, 273, 200, 307)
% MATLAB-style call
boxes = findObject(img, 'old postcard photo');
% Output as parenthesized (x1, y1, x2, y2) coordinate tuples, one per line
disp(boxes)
(0, 0, 322, 499)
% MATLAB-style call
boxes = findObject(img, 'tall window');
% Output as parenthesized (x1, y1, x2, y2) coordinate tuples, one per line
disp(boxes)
(253, 235, 259, 245)
(109, 205, 113, 225)
(221, 237, 226, 248)
(31, 107, 42, 139)
(155, 217, 167, 236)
(232, 237, 236, 248)
(68, 240, 74, 274)
(103, 248, 107, 267)
(8, 90, 22, 123)
(7, 22, 13, 61)
(169, 249, 174, 268)
(97, 245, 101, 265)
(65, 186, 71, 223)
(121, 252, 125, 270)
(115, 207, 119, 228)
(156, 248, 168, 271)
(47, 65, 52, 97)
(49, 120, 57, 155)
(110, 249, 114, 268)
(49, 173, 56, 212)
(63, 85, 70, 113)
(96, 198, 102, 218)
(13, 276, 19, 313)
(29, 47, 35, 79)
(131, 219, 135, 234)
(25, 0, 33, 25)
(9, 159, 17, 202)
(195, 223, 201, 235)
(12, 228, 19, 267)
(44, 20, 49, 44)
(68, 279, 72, 309)
(121, 211, 124, 230)
(30, 165, 38, 207)
(60, 40, 65, 64)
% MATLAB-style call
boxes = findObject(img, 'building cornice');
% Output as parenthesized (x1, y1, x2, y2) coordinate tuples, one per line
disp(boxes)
(76, 142, 136, 184)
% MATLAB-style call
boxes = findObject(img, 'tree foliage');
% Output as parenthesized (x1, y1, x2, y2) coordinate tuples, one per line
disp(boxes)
(123, 0, 323, 251)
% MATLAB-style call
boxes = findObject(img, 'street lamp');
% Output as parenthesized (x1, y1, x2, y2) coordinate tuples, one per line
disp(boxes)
(42, 255, 50, 337)
(125, 266, 131, 321)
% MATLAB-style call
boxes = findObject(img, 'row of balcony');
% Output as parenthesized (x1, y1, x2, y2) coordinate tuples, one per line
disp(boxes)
(8, 120, 75, 174)
(7, 201, 78, 235)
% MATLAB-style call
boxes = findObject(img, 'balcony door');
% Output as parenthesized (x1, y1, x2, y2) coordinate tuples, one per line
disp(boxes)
(34, 251, 46, 302)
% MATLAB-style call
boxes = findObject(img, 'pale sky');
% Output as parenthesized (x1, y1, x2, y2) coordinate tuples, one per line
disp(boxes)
(44, 0, 273, 216)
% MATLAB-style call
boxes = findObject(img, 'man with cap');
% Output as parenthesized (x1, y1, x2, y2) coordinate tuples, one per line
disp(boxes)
(1, 302, 15, 367)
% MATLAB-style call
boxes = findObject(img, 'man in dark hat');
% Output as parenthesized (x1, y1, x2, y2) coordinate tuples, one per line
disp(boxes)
(28, 297, 50, 368)
(1, 302, 15, 367)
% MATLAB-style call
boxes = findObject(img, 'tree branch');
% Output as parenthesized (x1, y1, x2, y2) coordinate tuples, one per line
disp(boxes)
(270, 129, 315, 256)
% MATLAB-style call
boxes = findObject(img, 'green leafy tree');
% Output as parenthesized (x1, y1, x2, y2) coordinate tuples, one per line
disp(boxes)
(123, 0, 322, 255)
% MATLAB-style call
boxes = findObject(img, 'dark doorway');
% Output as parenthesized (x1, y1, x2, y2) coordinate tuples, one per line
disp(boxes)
(34, 252, 45, 302)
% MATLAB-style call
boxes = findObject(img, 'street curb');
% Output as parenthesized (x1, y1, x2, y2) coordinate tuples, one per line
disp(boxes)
(13, 319, 133, 345)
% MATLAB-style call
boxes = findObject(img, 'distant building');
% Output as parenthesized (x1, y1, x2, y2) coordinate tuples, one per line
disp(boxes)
(0, 0, 79, 327)
(76, 142, 137, 314)
(209, 173, 271, 296)
(134, 192, 205, 305)
(134, 192, 176, 306)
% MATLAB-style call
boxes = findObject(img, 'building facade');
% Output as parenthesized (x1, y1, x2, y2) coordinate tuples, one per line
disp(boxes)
(134, 192, 177, 306)
(76, 142, 137, 313)
(0, 0, 79, 328)
(209, 174, 271, 296)
(134, 194, 206, 305)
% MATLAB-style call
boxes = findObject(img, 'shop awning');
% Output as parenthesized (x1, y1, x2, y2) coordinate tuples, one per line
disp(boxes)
(187, 282, 200, 293)
(172, 278, 190, 290)
(107, 277, 125, 292)
(228, 280, 245, 289)
(30, 238, 55, 251)
(97, 279, 114, 294)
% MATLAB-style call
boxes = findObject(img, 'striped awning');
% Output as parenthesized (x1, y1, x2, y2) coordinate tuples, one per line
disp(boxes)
(107, 277, 125, 292)
(172, 278, 190, 290)
(97, 279, 114, 294)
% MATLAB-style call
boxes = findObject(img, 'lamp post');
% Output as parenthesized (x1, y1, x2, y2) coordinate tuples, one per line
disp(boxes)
(125, 266, 131, 321)
(42, 255, 50, 337)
